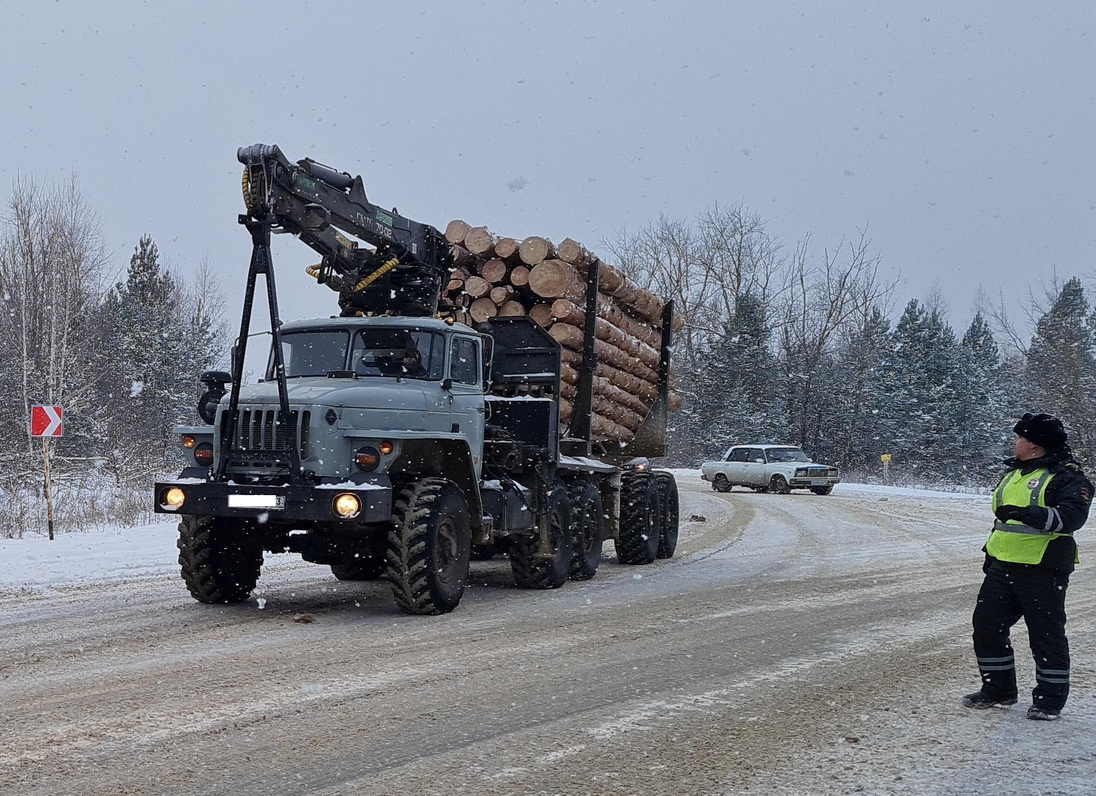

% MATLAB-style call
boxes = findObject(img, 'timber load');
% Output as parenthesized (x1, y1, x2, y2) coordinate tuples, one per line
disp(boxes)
(439, 221, 682, 445)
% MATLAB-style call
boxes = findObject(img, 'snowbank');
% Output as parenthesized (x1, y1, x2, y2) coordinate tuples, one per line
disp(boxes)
(0, 521, 181, 592)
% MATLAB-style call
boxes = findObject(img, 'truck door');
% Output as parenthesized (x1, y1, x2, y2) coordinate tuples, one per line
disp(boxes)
(447, 335, 485, 478)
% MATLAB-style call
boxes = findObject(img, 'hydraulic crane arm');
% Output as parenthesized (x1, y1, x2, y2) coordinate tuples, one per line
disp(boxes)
(237, 143, 451, 316)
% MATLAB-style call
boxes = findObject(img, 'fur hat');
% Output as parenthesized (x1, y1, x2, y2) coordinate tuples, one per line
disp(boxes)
(1013, 412, 1068, 452)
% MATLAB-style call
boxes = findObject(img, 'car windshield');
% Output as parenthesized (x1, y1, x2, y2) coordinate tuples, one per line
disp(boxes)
(767, 448, 809, 463)
(351, 328, 445, 380)
(269, 330, 350, 378)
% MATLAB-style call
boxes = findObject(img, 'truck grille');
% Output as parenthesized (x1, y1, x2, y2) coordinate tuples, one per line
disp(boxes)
(235, 407, 311, 460)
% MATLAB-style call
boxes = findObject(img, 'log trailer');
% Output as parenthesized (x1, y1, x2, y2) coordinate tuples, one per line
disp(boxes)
(154, 144, 679, 615)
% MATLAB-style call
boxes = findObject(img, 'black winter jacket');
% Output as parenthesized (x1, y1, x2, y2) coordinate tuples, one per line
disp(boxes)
(985, 449, 1093, 573)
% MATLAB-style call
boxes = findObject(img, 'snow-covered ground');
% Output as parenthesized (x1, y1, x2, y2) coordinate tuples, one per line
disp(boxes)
(0, 480, 988, 593)
(2, 477, 1094, 796)
(0, 521, 181, 592)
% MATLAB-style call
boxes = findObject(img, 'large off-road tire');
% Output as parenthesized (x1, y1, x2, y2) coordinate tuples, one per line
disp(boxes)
(510, 482, 572, 589)
(769, 474, 792, 495)
(712, 473, 732, 493)
(387, 478, 471, 615)
(568, 479, 605, 581)
(810, 485, 834, 496)
(655, 471, 680, 559)
(617, 471, 661, 565)
(177, 515, 263, 604)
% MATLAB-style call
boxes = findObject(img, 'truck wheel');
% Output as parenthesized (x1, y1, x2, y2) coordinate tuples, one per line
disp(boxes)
(810, 485, 834, 496)
(510, 482, 572, 589)
(655, 472, 679, 559)
(617, 471, 661, 565)
(568, 480, 605, 581)
(769, 474, 791, 495)
(387, 478, 471, 615)
(712, 474, 732, 493)
(177, 515, 263, 604)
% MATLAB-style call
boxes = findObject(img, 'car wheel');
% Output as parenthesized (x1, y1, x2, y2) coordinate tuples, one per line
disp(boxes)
(769, 474, 791, 495)
(713, 474, 731, 493)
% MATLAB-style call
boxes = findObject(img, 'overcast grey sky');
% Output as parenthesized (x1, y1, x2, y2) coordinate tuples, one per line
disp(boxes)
(3, 1, 1093, 335)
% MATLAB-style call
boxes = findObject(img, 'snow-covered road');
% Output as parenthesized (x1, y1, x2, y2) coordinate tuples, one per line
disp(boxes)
(2, 476, 1094, 795)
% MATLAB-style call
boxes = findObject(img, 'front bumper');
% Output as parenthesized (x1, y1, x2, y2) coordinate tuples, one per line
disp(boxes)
(789, 477, 840, 488)
(153, 480, 392, 524)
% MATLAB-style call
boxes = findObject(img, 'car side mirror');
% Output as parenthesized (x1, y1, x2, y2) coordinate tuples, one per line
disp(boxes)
(754, 458, 765, 464)
(441, 377, 453, 390)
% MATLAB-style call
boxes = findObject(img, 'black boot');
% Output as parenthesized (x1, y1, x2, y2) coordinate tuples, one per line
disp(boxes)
(1026, 705, 1061, 721)
(962, 690, 1017, 709)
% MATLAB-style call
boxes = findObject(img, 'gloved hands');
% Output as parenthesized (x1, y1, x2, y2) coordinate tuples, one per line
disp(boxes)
(995, 504, 1036, 525)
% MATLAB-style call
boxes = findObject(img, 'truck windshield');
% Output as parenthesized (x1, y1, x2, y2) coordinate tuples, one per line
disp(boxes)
(269, 330, 350, 378)
(351, 328, 445, 380)
(767, 448, 809, 463)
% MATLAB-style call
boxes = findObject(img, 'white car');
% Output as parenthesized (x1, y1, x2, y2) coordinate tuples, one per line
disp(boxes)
(700, 444, 840, 495)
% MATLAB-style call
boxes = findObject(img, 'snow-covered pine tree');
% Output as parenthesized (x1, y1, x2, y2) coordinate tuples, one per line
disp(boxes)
(99, 236, 194, 482)
(918, 305, 963, 480)
(831, 306, 891, 474)
(954, 312, 1008, 482)
(1025, 277, 1096, 465)
(879, 299, 964, 480)
(687, 292, 780, 458)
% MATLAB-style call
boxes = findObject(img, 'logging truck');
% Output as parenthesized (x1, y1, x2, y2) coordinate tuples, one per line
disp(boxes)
(153, 144, 679, 615)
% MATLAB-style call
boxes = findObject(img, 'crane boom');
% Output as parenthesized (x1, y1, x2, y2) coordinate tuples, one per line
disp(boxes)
(237, 144, 451, 316)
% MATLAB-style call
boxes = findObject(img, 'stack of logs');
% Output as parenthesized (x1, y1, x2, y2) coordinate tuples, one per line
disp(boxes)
(440, 220, 682, 445)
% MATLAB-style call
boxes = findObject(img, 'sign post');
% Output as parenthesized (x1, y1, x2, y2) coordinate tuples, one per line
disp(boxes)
(31, 405, 64, 540)
(881, 453, 892, 484)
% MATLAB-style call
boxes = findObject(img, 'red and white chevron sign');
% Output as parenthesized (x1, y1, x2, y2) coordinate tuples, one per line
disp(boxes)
(31, 405, 64, 438)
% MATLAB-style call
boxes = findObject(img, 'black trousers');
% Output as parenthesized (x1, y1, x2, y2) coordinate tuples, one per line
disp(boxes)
(972, 559, 1071, 711)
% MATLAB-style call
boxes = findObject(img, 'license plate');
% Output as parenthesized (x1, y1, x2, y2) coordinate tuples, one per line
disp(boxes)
(228, 494, 285, 510)
(810, 479, 828, 486)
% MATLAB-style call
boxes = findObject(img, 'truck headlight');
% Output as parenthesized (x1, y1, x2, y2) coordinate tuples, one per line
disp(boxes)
(161, 487, 186, 511)
(333, 493, 362, 519)
(193, 442, 214, 467)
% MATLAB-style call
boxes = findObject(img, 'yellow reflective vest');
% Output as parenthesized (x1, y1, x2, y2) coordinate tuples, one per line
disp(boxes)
(986, 467, 1073, 565)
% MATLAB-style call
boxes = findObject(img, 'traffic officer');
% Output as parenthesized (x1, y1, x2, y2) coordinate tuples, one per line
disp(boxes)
(964, 413, 1091, 720)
